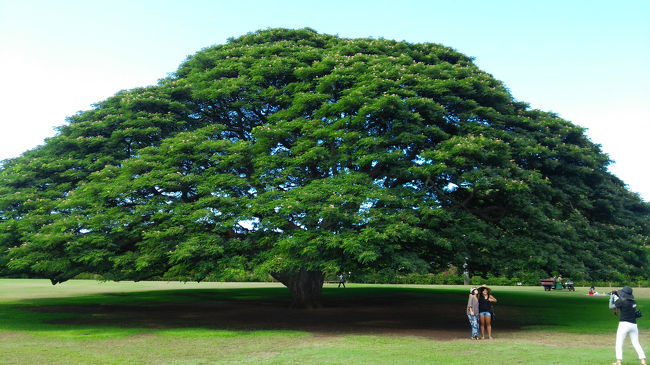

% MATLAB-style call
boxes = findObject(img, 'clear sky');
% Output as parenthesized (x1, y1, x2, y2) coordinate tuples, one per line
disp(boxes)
(1, 0, 649, 201)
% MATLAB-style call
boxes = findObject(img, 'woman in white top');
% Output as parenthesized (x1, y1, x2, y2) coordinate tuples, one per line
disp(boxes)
(467, 287, 479, 340)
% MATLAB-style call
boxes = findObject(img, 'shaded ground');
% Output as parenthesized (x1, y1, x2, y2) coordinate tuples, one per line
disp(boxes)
(25, 290, 524, 340)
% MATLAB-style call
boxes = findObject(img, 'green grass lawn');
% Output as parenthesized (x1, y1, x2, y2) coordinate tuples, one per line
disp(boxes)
(0, 279, 648, 364)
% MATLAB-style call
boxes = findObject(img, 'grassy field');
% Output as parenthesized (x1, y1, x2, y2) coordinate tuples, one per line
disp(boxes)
(1, 279, 649, 364)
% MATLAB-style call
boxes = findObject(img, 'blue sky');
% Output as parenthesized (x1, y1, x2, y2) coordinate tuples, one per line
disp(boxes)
(1, 0, 649, 200)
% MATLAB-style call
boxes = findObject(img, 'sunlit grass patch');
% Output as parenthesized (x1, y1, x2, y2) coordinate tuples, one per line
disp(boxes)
(1, 280, 648, 364)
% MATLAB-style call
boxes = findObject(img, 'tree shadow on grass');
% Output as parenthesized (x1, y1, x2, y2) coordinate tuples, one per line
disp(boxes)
(13, 287, 526, 340)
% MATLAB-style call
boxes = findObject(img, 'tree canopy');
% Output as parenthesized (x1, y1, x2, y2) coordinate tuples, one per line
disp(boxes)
(1, 28, 649, 307)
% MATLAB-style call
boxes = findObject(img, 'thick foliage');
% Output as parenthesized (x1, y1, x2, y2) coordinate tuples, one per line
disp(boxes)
(1, 28, 648, 284)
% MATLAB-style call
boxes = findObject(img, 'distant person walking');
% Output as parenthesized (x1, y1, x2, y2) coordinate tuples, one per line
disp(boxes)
(609, 286, 646, 365)
(467, 287, 479, 340)
(338, 273, 346, 288)
(478, 285, 497, 340)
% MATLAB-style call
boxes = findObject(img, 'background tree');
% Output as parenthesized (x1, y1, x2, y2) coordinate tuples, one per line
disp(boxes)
(1, 28, 648, 307)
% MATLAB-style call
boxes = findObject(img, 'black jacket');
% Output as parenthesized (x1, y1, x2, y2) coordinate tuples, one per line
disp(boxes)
(615, 298, 638, 324)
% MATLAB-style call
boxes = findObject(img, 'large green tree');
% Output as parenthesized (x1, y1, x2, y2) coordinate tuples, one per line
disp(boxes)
(1, 28, 648, 307)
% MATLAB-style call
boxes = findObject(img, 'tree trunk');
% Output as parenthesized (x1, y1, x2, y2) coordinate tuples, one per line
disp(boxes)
(271, 269, 324, 309)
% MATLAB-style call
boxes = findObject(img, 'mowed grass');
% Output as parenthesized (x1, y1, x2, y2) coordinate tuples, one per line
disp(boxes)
(1, 279, 649, 364)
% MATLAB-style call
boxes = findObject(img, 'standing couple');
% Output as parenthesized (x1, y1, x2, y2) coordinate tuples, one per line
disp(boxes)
(467, 285, 497, 340)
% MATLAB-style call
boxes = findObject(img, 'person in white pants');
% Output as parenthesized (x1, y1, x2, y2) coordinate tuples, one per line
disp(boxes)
(609, 286, 647, 365)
